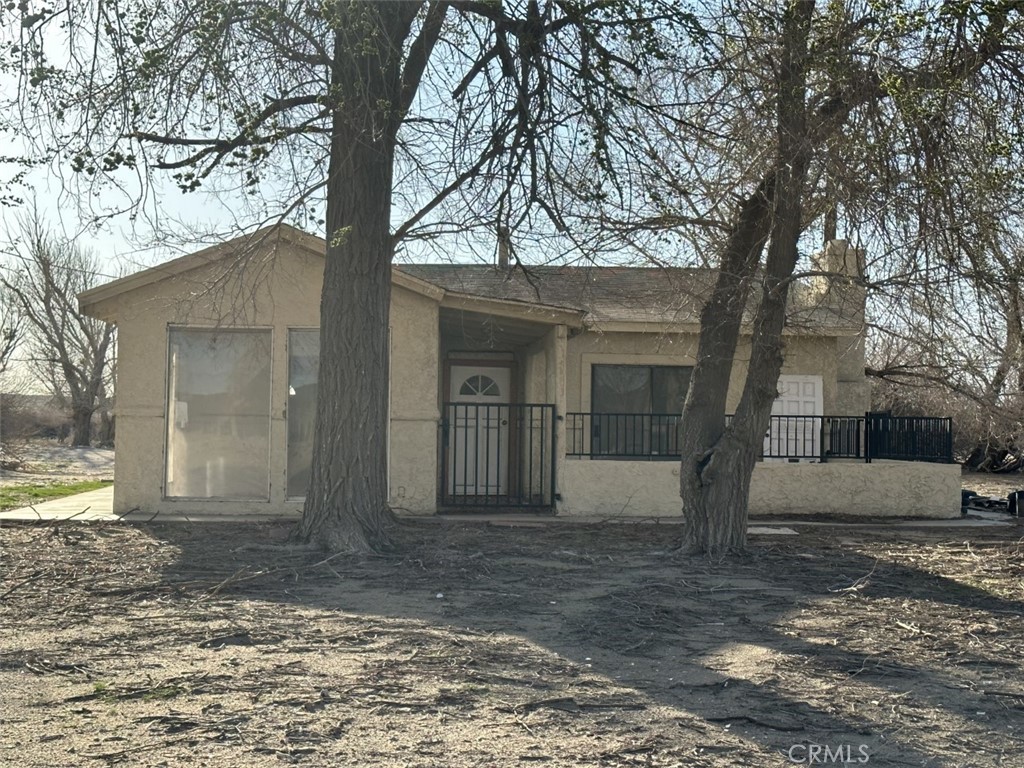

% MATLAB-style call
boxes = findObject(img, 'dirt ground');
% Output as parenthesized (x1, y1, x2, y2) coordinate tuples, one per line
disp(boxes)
(2, 515, 1023, 768)
(0, 440, 115, 487)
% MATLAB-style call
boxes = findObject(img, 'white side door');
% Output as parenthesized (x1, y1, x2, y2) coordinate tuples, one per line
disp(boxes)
(448, 365, 512, 496)
(766, 374, 823, 460)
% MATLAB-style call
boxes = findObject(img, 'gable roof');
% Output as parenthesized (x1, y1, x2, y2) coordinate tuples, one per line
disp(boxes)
(78, 224, 445, 320)
(397, 264, 862, 333)
(78, 224, 319, 313)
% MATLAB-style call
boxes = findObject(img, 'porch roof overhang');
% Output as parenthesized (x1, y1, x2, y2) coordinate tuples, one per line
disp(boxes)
(440, 291, 585, 328)
(439, 293, 584, 349)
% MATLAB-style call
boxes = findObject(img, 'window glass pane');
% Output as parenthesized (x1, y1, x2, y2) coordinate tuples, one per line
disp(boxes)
(592, 366, 651, 456)
(651, 367, 692, 414)
(592, 365, 651, 413)
(590, 364, 692, 457)
(651, 367, 690, 457)
(460, 374, 501, 397)
(287, 329, 320, 498)
(166, 329, 271, 499)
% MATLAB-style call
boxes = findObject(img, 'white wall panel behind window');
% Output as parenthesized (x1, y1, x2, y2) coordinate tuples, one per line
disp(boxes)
(165, 329, 272, 499)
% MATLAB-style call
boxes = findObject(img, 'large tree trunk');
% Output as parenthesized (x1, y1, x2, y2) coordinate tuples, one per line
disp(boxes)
(70, 405, 93, 447)
(296, 3, 420, 552)
(679, 0, 814, 556)
(97, 409, 115, 447)
(677, 186, 773, 554)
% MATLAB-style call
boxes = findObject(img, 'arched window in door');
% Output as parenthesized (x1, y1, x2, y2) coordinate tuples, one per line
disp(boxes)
(459, 374, 501, 397)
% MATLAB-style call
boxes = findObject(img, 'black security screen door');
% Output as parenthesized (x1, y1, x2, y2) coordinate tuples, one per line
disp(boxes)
(591, 365, 691, 457)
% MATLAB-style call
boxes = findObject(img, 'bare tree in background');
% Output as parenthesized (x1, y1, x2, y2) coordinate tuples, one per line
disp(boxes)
(0, 286, 21, 377)
(868, 228, 1024, 471)
(1, 211, 115, 447)
(0, 286, 25, 463)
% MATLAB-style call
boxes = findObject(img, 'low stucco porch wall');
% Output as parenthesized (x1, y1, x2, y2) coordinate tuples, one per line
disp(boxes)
(558, 459, 962, 519)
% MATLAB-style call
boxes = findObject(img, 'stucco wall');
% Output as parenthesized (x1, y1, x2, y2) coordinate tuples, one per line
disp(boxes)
(388, 286, 440, 514)
(522, 338, 548, 404)
(102, 242, 439, 516)
(565, 331, 844, 415)
(521, 325, 567, 408)
(100, 236, 872, 521)
(517, 326, 567, 502)
(558, 459, 961, 519)
(835, 335, 871, 415)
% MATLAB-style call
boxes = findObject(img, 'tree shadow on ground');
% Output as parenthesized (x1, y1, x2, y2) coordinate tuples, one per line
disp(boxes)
(138, 520, 1024, 765)
(110, 518, 1023, 767)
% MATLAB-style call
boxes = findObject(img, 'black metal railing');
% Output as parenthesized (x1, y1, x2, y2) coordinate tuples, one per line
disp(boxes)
(761, 415, 823, 460)
(565, 412, 954, 463)
(565, 412, 682, 459)
(826, 416, 863, 458)
(440, 403, 556, 509)
(863, 414, 953, 463)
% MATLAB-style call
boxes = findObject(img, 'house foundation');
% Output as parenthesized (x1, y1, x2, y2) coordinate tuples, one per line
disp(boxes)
(558, 459, 962, 519)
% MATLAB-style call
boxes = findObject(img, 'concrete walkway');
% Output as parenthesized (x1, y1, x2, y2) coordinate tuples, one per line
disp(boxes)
(0, 487, 300, 523)
(0, 486, 118, 522)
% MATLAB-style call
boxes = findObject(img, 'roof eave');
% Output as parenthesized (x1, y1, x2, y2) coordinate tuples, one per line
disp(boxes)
(442, 291, 585, 327)
(392, 269, 446, 301)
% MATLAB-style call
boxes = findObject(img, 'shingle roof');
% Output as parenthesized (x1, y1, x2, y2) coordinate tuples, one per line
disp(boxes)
(396, 263, 862, 332)
(396, 264, 715, 324)
(77, 219, 860, 333)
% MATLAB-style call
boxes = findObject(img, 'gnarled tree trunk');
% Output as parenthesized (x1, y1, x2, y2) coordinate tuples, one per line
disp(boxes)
(679, 0, 814, 556)
(677, 181, 773, 554)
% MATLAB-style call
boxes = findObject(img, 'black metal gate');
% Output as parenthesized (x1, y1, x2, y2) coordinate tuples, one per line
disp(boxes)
(440, 403, 556, 510)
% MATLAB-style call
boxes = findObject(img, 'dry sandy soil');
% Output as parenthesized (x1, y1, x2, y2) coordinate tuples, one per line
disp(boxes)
(2, 516, 1023, 768)
(0, 440, 115, 487)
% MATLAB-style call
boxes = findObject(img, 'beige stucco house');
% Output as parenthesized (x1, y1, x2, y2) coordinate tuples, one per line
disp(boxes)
(79, 225, 961, 520)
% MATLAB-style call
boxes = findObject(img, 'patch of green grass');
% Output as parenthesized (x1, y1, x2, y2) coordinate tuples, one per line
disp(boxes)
(88, 680, 185, 704)
(141, 685, 184, 701)
(0, 480, 112, 511)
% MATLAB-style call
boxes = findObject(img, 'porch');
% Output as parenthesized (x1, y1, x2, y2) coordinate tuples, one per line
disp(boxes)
(434, 303, 570, 512)
(432, 297, 957, 519)
(437, 398, 959, 517)
(556, 412, 959, 518)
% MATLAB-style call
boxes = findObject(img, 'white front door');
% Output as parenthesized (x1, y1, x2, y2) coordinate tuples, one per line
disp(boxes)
(766, 374, 823, 460)
(448, 364, 512, 496)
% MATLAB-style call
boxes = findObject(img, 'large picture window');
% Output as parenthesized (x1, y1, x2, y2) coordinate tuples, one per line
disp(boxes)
(591, 364, 692, 457)
(287, 329, 320, 498)
(165, 329, 272, 499)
